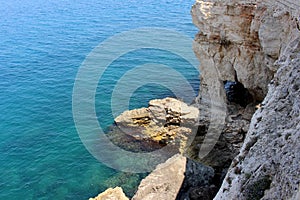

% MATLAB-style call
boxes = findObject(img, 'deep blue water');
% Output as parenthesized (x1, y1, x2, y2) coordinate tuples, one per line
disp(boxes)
(0, 0, 199, 199)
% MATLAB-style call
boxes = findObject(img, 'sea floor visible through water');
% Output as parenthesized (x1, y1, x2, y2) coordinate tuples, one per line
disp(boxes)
(0, 0, 199, 199)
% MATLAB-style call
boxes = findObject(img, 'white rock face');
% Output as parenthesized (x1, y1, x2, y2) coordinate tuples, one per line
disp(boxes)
(192, 0, 300, 199)
(192, 0, 297, 101)
(191, 0, 300, 199)
(215, 33, 300, 200)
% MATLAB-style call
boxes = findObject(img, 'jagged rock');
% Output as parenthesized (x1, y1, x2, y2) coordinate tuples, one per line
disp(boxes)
(131, 155, 219, 200)
(132, 154, 186, 200)
(95, 1, 300, 200)
(115, 108, 151, 127)
(113, 97, 199, 149)
(115, 97, 199, 128)
(191, 0, 300, 199)
(190, 0, 299, 170)
(214, 33, 300, 200)
(89, 187, 129, 200)
(192, 0, 294, 101)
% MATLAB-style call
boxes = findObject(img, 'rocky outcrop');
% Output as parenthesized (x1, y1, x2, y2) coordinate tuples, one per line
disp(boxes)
(192, 0, 296, 101)
(112, 97, 199, 152)
(132, 154, 219, 200)
(90, 1, 300, 199)
(190, 0, 300, 170)
(89, 187, 129, 200)
(214, 25, 300, 200)
(191, 0, 300, 199)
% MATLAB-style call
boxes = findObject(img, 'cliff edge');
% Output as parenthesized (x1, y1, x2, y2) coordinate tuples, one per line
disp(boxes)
(192, 0, 300, 199)
(215, 33, 300, 200)
(90, 0, 300, 199)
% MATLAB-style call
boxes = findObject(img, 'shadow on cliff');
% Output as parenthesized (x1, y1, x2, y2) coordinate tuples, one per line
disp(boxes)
(175, 158, 226, 200)
(175, 79, 256, 200)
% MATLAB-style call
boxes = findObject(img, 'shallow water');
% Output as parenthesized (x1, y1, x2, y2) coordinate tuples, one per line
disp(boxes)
(0, 0, 199, 199)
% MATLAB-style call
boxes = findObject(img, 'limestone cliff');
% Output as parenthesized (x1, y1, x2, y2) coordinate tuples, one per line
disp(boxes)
(215, 35, 300, 200)
(190, 0, 299, 169)
(191, 0, 300, 199)
(89, 0, 300, 199)
(192, 0, 297, 100)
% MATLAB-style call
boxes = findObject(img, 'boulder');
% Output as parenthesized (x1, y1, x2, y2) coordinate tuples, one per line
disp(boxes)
(112, 97, 199, 149)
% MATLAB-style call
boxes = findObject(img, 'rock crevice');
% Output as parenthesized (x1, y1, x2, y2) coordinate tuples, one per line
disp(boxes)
(191, 0, 300, 199)
(190, 0, 299, 168)
(89, 1, 300, 199)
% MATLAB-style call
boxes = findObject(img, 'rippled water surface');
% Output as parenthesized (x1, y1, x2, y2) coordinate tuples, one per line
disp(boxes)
(0, 0, 199, 199)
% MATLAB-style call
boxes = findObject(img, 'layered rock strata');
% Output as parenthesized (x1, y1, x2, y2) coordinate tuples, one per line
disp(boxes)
(90, 0, 300, 199)
(190, 0, 299, 170)
(214, 21, 300, 200)
(112, 97, 199, 153)
(191, 0, 300, 199)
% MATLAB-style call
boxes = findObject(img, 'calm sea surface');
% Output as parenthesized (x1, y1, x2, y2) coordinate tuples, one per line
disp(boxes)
(0, 0, 199, 199)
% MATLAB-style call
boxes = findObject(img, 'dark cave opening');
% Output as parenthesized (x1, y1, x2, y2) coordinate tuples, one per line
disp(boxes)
(224, 80, 253, 107)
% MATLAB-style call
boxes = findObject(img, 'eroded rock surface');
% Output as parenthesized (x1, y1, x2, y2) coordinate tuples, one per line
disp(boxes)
(113, 97, 199, 152)
(191, 0, 300, 199)
(90, 1, 300, 199)
(214, 29, 300, 200)
(192, 0, 295, 101)
(190, 0, 300, 170)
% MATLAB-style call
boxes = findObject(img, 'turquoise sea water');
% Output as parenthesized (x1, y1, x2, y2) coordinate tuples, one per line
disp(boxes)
(0, 0, 199, 199)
